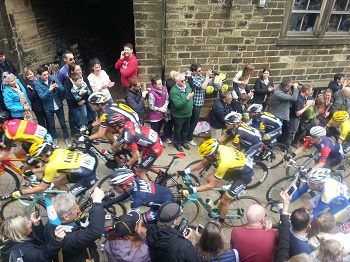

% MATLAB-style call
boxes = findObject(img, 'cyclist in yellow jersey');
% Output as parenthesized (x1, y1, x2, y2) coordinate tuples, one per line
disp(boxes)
(327, 111, 350, 145)
(178, 138, 254, 223)
(11, 142, 98, 198)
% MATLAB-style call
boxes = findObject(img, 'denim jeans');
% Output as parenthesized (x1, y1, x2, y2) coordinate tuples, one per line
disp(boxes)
(74, 104, 88, 127)
(163, 119, 173, 139)
(66, 99, 78, 133)
(45, 107, 69, 139)
(187, 105, 202, 141)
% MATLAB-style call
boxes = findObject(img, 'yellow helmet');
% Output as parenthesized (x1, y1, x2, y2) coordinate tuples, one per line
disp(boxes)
(221, 84, 228, 92)
(333, 111, 349, 122)
(198, 138, 219, 157)
(29, 142, 53, 160)
(206, 86, 214, 94)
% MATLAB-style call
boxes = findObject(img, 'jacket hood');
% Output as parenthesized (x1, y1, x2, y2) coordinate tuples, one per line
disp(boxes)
(146, 225, 183, 250)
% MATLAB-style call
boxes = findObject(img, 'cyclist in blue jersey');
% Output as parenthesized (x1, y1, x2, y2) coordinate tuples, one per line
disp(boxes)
(105, 168, 174, 224)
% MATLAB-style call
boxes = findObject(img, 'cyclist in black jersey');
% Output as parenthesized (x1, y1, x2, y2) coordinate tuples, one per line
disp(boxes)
(104, 168, 174, 226)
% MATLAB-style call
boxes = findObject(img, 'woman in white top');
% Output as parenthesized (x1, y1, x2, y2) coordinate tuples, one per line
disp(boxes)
(87, 58, 114, 103)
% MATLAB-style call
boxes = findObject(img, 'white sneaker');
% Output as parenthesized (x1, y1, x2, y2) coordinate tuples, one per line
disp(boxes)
(188, 140, 197, 146)
(65, 139, 72, 148)
(52, 139, 59, 149)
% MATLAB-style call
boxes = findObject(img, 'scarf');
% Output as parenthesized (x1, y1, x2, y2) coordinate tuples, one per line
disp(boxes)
(9, 82, 33, 121)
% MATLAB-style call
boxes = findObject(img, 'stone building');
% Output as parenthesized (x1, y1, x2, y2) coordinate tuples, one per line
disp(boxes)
(0, 0, 349, 92)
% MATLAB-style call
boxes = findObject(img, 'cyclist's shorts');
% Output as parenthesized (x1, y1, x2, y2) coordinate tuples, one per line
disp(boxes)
(22, 142, 39, 167)
(324, 151, 343, 169)
(141, 196, 174, 224)
(67, 170, 97, 196)
(225, 166, 254, 199)
(139, 141, 164, 171)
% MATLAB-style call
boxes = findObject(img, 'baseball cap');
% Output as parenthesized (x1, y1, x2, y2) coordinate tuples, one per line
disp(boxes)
(157, 202, 181, 223)
(0, 48, 4, 55)
(113, 211, 140, 237)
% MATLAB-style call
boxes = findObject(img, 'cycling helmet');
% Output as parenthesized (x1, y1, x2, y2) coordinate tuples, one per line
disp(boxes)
(110, 168, 135, 186)
(247, 104, 263, 114)
(224, 112, 242, 124)
(308, 168, 330, 184)
(332, 111, 349, 122)
(29, 142, 53, 160)
(0, 111, 9, 124)
(107, 113, 126, 127)
(198, 138, 219, 157)
(206, 86, 214, 94)
(88, 92, 111, 104)
(309, 126, 326, 138)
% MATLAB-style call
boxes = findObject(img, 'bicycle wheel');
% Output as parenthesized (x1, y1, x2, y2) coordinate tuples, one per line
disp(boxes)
(223, 196, 261, 228)
(0, 168, 21, 196)
(265, 143, 288, 169)
(330, 171, 343, 183)
(0, 197, 47, 222)
(266, 176, 301, 204)
(185, 160, 217, 181)
(285, 154, 316, 176)
(159, 173, 200, 192)
(181, 198, 201, 225)
(245, 161, 268, 190)
(97, 175, 112, 191)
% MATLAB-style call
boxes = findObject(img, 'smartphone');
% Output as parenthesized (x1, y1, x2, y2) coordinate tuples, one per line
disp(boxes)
(35, 206, 40, 217)
(52, 80, 56, 84)
(286, 184, 297, 197)
(197, 224, 204, 234)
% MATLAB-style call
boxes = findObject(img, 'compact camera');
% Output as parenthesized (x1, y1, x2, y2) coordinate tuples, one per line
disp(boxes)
(103, 189, 116, 200)
(211, 69, 220, 76)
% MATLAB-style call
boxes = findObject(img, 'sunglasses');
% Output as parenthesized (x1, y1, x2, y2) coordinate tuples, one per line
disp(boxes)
(68, 58, 75, 61)
(179, 79, 185, 82)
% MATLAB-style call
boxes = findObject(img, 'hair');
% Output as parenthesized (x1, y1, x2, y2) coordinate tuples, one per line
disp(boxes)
(288, 253, 312, 262)
(2, 73, 17, 85)
(0, 215, 29, 243)
(241, 64, 255, 80)
(291, 207, 311, 231)
(262, 68, 270, 74)
(334, 73, 344, 81)
(237, 93, 250, 102)
(106, 230, 144, 251)
(63, 51, 73, 59)
(151, 76, 162, 86)
(174, 72, 185, 82)
(316, 238, 346, 262)
(308, 212, 336, 240)
(315, 98, 326, 108)
(190, 63, 201, 72)
(197, 221, 227, 261)
(169, 70, 178, 80)
(324, 88, 333, 95)
(123, 43, 133, 50)
(37, 66, 48, 75)
(130, 77, 140, 88)
(23, 66, 34, 77)
(71, 73, 82, 82)
(68, 63, 78, 77)
(89, 58, 101, 73)
(280, 78, 293, 91)
(301, 83, 314, 93)
(220, 91, 232, 101)
(51, 193, 77, 220)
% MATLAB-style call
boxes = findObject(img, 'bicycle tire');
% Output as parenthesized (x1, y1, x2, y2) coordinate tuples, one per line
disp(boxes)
(330, 171, 343, 183)
(265, 143, 288, 169)
(181, 198, 201, 224)
(285, 154, 316, 176)
(223, 196, 262, 228)
(185, 160, 217, 180)
(0, 168, 21, 197)
(97, 175, 112, 191)
(0, 197, 47, 222)
(159, 173, 200, 192)
(266, 176, 301, 204)
(245, 161, 268, 190)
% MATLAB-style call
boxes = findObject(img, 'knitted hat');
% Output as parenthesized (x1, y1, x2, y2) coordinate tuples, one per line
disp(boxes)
(157, 202, 181, 223)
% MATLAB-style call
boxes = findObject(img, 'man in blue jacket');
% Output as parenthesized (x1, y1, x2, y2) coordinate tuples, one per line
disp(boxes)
(34, 66, 71, 148)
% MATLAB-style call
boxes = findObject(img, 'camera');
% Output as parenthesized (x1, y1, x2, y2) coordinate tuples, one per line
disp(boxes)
(103, 189, 115, 200)
(211, 69, 220, 76)
(177, 218, 189, 235)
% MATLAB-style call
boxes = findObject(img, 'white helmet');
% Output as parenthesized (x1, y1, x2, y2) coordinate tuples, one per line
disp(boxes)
(110, 168, 135, 186)
(308, 168, 330, 184)
(247, 104, 263, 113)
(224, 112, 242, 124)
(310, 126, 326, 138)
(88, 92, 111, 104)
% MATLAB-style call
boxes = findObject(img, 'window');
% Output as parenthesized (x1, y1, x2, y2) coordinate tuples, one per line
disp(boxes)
(278, 0, 350, 45)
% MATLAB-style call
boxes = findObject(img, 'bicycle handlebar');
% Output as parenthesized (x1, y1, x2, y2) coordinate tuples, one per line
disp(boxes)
(285, 158, 308, 173)
(0, 195, 12, 200)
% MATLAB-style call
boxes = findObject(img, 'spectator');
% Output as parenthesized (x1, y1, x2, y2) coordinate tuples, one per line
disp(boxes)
(163, 70, 177, 144)
(2, 73, 32, 121)
(196, 221, 239, 262)
(232, 82, 253, 100)
(0, 212, 65, 261)
(23, 67, 48, 128)
(186, 64, 214, 147)
(309, 239, 348, 261)
(328, 73, 348, 93)
(148, 76, 169, 134)
(169, 72, 194, 152)
(232, 64, 255, 91)
(146, 202, 201, 262)
(57, 51, 78, 136)
(88, 58, 114, 103)
(125, 77, 147, 125)
(318, 88, 333, 107)
(252, 68, 274, 109)
(231, 93, 249, 114)
(105, 211, 150, 262)
(289, 207, 315, 257)
(209, 91, 233, 139)
(0, 48, 18, 114)
(268, 78, 299, 143)
(44, 189, 105, 262)
(115, 43, 138, 93)
(34, 66, 71, 148)
(230, 204, 277, 262)
(331, 86, 350, 114)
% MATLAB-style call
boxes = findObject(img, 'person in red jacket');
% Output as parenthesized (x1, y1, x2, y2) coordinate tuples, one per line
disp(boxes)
(115, 43, 138, 93)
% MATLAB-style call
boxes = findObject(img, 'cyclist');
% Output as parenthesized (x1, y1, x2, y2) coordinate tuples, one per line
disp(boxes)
(326, 111, 350, 153)
(179, 138, 254, 223)
(85, 92, 141, 143)
(105, 168, 174, 225)
(218, 112, 263, 158)
(108, 113, 164, 181)
(290, 168, 350, 220)
(288, 126, 343, 170)
(0, 113, 53, 169)
(11, 142, 98, 198)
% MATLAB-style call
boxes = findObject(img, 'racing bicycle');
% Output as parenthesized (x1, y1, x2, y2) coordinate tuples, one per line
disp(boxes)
(0, 157, 27, 197)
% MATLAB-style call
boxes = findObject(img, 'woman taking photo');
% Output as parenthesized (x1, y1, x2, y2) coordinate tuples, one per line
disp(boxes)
(0, 212, 65, 261)
(252, 68, 274, 109)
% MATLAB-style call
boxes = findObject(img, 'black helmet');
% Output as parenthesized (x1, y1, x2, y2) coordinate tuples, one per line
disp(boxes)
(107, 113, 126, 127)
(0, 111, 9, 124)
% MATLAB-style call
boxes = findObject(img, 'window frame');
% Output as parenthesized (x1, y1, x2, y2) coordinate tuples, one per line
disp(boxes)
(277, 0, 350, 46)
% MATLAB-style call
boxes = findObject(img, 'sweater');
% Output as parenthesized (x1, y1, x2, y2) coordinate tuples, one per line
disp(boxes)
(268, 86, 299, 121)
(169, 83, 193, 118)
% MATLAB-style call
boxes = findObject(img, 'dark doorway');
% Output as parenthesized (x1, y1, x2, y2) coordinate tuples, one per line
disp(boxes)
(31, 0, 135, 83)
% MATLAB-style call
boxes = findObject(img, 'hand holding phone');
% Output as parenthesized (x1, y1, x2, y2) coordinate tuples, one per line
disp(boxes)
(286, 184, 297, 197)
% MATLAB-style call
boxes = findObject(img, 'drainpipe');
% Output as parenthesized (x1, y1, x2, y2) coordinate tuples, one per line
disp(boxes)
(161, 0, 167, 83)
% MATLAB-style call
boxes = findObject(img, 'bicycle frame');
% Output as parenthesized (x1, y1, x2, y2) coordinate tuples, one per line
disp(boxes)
(0, 157, 27, 175)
